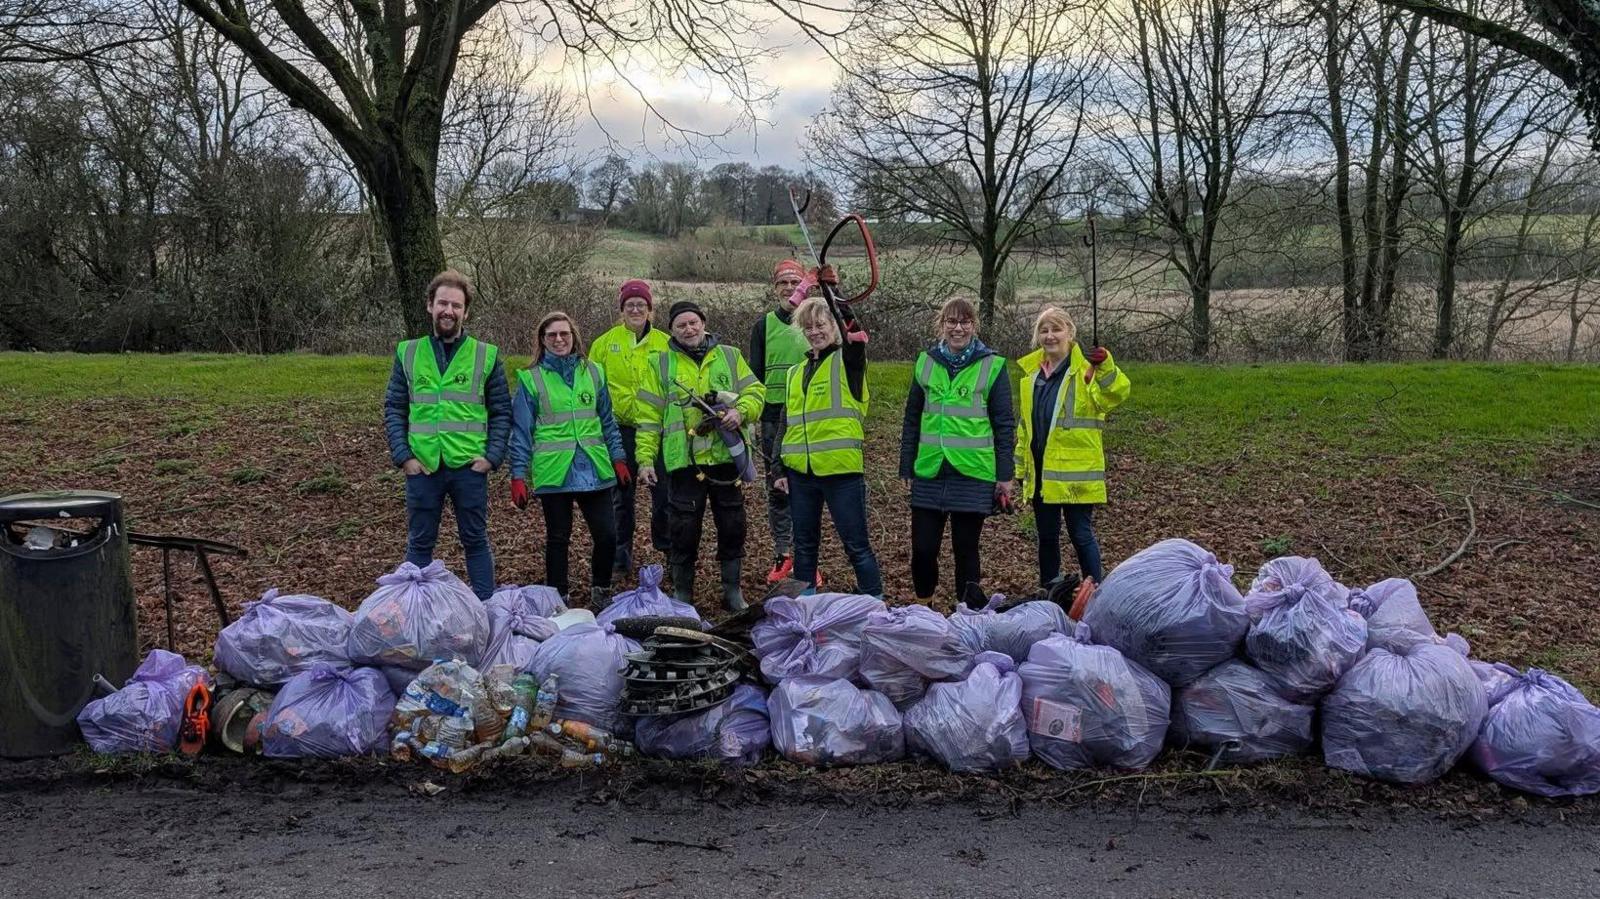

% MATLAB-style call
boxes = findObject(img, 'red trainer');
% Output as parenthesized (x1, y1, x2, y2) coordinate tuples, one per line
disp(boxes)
(766, 555, 794, 584)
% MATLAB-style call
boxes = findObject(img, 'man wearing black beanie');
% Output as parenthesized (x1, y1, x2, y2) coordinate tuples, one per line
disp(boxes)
(635, 300, 765, 610)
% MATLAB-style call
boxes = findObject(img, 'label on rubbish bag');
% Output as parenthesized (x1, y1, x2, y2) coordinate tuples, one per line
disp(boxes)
(1028, 698, 1082, 743)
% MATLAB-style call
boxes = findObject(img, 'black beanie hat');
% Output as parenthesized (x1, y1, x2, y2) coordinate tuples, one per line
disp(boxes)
(668, 300, 705, 327)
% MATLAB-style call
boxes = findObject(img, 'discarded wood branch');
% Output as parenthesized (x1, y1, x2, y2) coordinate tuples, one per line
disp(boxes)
(629, 835, 725, 852)
(1506, 483, 1600, 513)
(1413, 493, 1476, 579)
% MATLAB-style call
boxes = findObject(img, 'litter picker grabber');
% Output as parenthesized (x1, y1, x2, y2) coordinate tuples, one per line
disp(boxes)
(1082, 214, 1100, 383)
(670, 376, 757, 485)
(786, 186, 881, 332)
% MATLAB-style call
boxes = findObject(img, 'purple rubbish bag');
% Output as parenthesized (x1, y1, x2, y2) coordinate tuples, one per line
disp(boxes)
(596, 565, 702, 628)
(213, 588, 353, 687)
(948, 597, 1069, 664)
(1243, 556, 1366, 701)
(769, 677, 903, 766)
(346, 561, 489, 670)
(904, 651, 1029, 773)
(1019, 624, 1171, 771)
(1081, 538, 1248, 686)
(859, 604, 974, 708)
(487, 584, 566, 619)
(76, 650, 207, 754)
(752, 593, 886, 681)
(1171, 660, 1315, 763)
(634, 685, 771, 766)
(1321, 633, 1486, 784)
(525, 623, 638, 730)
(1348, 577, 1437, 650)
(262, 664, 396, 758)
(1471, 659, 1523, 708)
(481, 588, 560, 672)
(1469, 669, 1600, 798)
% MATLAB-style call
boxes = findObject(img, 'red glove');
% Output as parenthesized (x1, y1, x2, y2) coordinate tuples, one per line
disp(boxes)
(1086, 346, 1109, 366)
(510, 479, 528, 510)
(815, 264, 839, 286)
(613, 460, 633, 486)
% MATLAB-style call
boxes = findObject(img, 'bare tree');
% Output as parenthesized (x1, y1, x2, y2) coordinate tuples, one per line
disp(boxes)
(168, 0, 843, 334)
(1411, 0, 1568, 357)
(811, 0, 1097, 320)
(1101, 0, 1295, 358)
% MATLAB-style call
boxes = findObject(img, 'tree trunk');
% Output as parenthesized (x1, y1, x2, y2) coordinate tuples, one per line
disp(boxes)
(978, 244, 999, 322)
(1190, 277, 1211, 359)
(1325, 2, 1362, 361)
(1432, 208, 1463, 358)
(371, 158, 446, 338)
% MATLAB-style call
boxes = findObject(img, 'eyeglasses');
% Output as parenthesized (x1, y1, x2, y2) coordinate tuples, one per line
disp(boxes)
(944, 318, 975, 327)
(622, 301, 650, 312)
(545, 331, 573, 340)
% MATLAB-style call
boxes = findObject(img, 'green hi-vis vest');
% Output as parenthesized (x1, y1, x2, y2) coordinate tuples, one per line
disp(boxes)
(517, 362, 612, 489)
(648, 345, 756, 471)
(780, 352, 868, 476)
(762, 310, 809, 398)
(400, 336, 497, 473)
(913, 351, 1003, 481)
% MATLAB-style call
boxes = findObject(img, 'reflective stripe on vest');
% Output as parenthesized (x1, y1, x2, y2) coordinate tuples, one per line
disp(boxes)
(402, 337, 495, 472)
(762, 310, 809, 396)
(654, 344, 746, 471)
(781, 351, 866, 476)
(912, 351, 1001, 481)
(520, 361, 611, 489)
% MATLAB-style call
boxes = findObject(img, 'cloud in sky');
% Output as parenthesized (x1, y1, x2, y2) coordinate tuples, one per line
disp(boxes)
(537, 24, 841, 171)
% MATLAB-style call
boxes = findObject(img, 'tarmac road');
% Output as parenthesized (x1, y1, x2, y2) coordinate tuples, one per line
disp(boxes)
(1, 778, 1597, 898)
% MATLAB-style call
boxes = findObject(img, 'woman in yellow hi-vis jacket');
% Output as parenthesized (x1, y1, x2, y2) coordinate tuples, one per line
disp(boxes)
(772, 294, 882, 599)
(1015, 305, 1130, 588)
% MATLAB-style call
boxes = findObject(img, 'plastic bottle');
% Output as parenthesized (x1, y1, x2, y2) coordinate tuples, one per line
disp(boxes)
(531, 674, 559, 730)
(559, 749, 605, 769)
(485, 736, 531, 760)
(471, 695, 504, 745)
(505, 675, 538, 740)
(390, 731, 415, 762)
(528, 731, 568, 760)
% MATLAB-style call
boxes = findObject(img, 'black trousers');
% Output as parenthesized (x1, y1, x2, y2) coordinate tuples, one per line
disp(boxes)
(615, 425, 670, 574)
(668, 464, 746, 566)
(539, 488, 617, 595)
(910, 507, 986, 602)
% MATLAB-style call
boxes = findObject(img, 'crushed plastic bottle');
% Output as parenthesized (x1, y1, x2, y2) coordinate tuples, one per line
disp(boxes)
(532, 674, 559, 731)
(559, 749, 606, 768)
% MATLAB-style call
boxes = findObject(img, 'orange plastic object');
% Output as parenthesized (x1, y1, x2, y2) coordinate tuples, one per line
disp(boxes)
(178, 681, 212, 756)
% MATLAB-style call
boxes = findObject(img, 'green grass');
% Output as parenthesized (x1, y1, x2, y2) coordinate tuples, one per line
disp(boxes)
(2, 354, 1594, 479)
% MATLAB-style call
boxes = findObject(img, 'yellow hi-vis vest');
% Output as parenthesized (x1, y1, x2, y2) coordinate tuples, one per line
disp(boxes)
(1016, 344, 1131, 505)
(780, 351, 868, 476)
(518, 362, 612, 489)
(588, 322, 669, 427)
(635, 343, 765, 472)
(912, 350, 1004, 481)
(400, 336, 497, 473)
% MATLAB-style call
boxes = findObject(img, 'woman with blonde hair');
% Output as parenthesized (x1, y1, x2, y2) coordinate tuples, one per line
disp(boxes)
(772, 294, 883, 598)
(1014, 305, 1129, 588)
(898, 297, 1016, 603)
(508, 311, 629, 607)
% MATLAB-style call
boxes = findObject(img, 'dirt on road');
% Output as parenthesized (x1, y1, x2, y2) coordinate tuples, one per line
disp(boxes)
(2, 761, 1598, 899)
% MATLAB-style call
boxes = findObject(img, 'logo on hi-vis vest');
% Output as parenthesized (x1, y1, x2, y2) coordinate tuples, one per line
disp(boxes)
(956, 385, 971, 399)
(579, 391, 594, 405)
(453, 373, 468, 385)
(714, 373, 730, 389)
(610, 343, 621, 353)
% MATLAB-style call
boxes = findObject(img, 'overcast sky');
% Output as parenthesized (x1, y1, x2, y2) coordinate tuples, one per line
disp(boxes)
(541, 24, 842, 172)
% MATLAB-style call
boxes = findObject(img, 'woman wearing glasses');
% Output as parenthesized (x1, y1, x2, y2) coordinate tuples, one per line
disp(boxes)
(899, 298, 1017, 604)
(588, 280, 671, 583)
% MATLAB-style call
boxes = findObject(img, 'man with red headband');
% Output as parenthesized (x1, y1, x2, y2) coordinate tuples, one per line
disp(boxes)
(748, 258, 812, 583)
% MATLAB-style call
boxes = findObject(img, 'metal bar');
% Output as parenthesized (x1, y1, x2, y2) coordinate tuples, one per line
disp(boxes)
(195, 550, 232, 628)
(161, 547, 176, 652)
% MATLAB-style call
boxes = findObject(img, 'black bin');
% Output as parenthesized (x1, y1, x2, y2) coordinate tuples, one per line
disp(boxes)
(0, 491, 138, 757)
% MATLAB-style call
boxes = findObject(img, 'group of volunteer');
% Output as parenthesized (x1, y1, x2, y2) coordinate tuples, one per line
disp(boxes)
(381, 261, 1130, 612)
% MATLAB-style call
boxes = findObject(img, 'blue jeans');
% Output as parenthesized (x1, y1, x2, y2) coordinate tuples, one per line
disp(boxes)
(405, 464, 494, 599)
(789, 470, 883, 598)
(1035, 502, 1102, 586)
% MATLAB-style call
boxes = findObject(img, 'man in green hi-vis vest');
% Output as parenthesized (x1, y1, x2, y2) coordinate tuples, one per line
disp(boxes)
(382, 270, 512, 600)
(748, 258, 812, 584)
